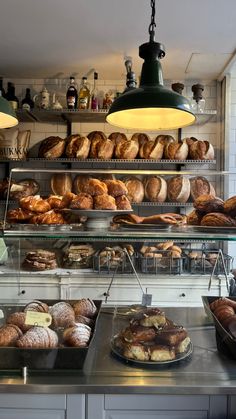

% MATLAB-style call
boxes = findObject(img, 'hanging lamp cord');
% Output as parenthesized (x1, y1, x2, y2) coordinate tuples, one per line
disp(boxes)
(149, 0, 156, 42)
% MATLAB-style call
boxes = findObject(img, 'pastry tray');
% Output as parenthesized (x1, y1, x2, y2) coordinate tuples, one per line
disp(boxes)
(180, 225, 236, 234)
(202, 296, 236, 359)
(0, 299, 102, 370)
(119, 223, 171, 231)
(111, 339, 193, 369)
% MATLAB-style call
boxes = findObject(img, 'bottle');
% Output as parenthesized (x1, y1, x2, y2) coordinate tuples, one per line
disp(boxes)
(190, 84, 206, 113)
(123, 60, 137, 93)
(171, 83, 184, 95)
(21, 88, 34, 110)
(91, 72, 99, 111)
(0, 78, 5, 98)
(5, 82, 19, 110)
(78, 76, 90, 110)
(66, 76, 78, 109)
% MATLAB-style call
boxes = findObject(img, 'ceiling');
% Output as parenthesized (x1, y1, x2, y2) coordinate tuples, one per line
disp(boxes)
(0, 0, 235, 81)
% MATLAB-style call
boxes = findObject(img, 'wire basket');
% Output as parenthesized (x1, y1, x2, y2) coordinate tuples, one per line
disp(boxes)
(93, 251, 136, 274)
(138, 252, 185, 275)
(186, 250, 233, 275)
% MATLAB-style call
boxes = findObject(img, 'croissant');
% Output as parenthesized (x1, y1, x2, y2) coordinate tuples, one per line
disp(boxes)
(6, 312, 32, 333)
(24, 300, 49, 313)
(50, 302, 75, 329)
(73, 298, 97, 318)
(63, 323, 91, 347)
(20, 195, 51, 213)
(17, 326, 58, 348)
(0, 324, 23, 346)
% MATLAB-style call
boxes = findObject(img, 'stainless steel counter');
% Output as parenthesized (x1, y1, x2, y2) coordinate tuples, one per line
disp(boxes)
(0, 307, 236, 394)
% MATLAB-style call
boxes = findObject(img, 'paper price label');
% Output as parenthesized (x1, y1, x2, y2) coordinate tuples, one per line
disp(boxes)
(25, 311, 52, 327)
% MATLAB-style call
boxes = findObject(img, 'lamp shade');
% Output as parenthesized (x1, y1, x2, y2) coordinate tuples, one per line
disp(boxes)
(107, 41, 196, 131)
(0, 96, 18, 128)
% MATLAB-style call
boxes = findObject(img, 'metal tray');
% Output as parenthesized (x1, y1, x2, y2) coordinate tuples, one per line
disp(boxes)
(9, 224, 82, 231)
(111, 339, 193, 369)
(183, 225, 236, 234)
(0, 299, 102, 370)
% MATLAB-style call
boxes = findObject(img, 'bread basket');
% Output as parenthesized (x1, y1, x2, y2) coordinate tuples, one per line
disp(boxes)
(202, 296, 236, 359)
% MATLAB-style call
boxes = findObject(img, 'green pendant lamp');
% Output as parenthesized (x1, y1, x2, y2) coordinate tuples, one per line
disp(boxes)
(0, 95, 18, 129)
(106, 0, 196, 131)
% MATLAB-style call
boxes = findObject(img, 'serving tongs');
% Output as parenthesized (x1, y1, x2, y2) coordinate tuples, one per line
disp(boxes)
(208, 249, 229, 292)
(103, 248, 152, 309)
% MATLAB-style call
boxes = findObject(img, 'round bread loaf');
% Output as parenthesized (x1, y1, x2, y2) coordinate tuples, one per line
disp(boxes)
(167, 176, 190, 203)
(200, 212, 236, 227)
(190, 176, 216, 200)
(123, 177, 144, 203)
(9, 179, 40, 200)
(38, 136, 66, 159)
(88, 131, 107, 158)
(65, 135, 91, 159)
(164, 139, 188, 160)
(144, 176, 167, 202)
(186, 209, 202, 225)
(50, 173, 72, 196)
(112, 133, 139, 159)
(194, 194, 224, 213)
(72, 175, 90, 194)
(224, 196, 236, 217)
(188, 138, 215, 160)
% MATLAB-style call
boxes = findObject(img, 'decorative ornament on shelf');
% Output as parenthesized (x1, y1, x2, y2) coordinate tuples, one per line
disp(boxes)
(190, 84, 206, 114)
(106, 0, 196, 131)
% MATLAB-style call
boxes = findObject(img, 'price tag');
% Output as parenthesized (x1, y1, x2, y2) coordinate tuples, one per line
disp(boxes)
(25, 311, 52, 327)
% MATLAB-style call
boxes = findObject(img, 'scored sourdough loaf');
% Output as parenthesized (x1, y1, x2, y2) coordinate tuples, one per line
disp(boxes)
(65, 134, 91, 159)
(190, 176, 216, 200)
(187, 137, 215, 160)
(123, 176, 144, 203)
(167, 175, 190, 203)
(38, 136, 66, 158)
(88, 131, 114, 159)
(144, 176, 167, 202)
(50, 173, 72, 195)
(164, 139, 189, 160)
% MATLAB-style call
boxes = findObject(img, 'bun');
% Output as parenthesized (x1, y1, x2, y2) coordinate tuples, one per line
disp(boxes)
(188, 138, 215, 160)
(200, 212, 236, 227)
(19, 195, 51, 213)
(105, 179, 128, 197)
(50, 302, 75, 329)
(24, 300, 49, 313)
(144, 176, 167, 202)
(73, 298, 97, 318)
(63, 324, 91, 347)
(46, 195, 63, 209)
(70, 193, 93, 210)
(194, 194, 224, 213)
(123, 177, 144, 203)
(224, 196, 236, 217)
(7, 208, 34, 222)
(190, 176, 216, 200)
(167, 175, 190, 203)
(29, 210, 66, 225)
(17, 326, 58, 349)
(50, 173, 72, 196)
(38, 136, 66, 158)
(82, 178, 108, 196)
(115, 195, 132, 210)
(164, 139, 188, 160)
(65, 135, 90, 159)
(0, 324, 23, 346)
(94, 194, 117, 210)
(139, 308, 166, 327)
